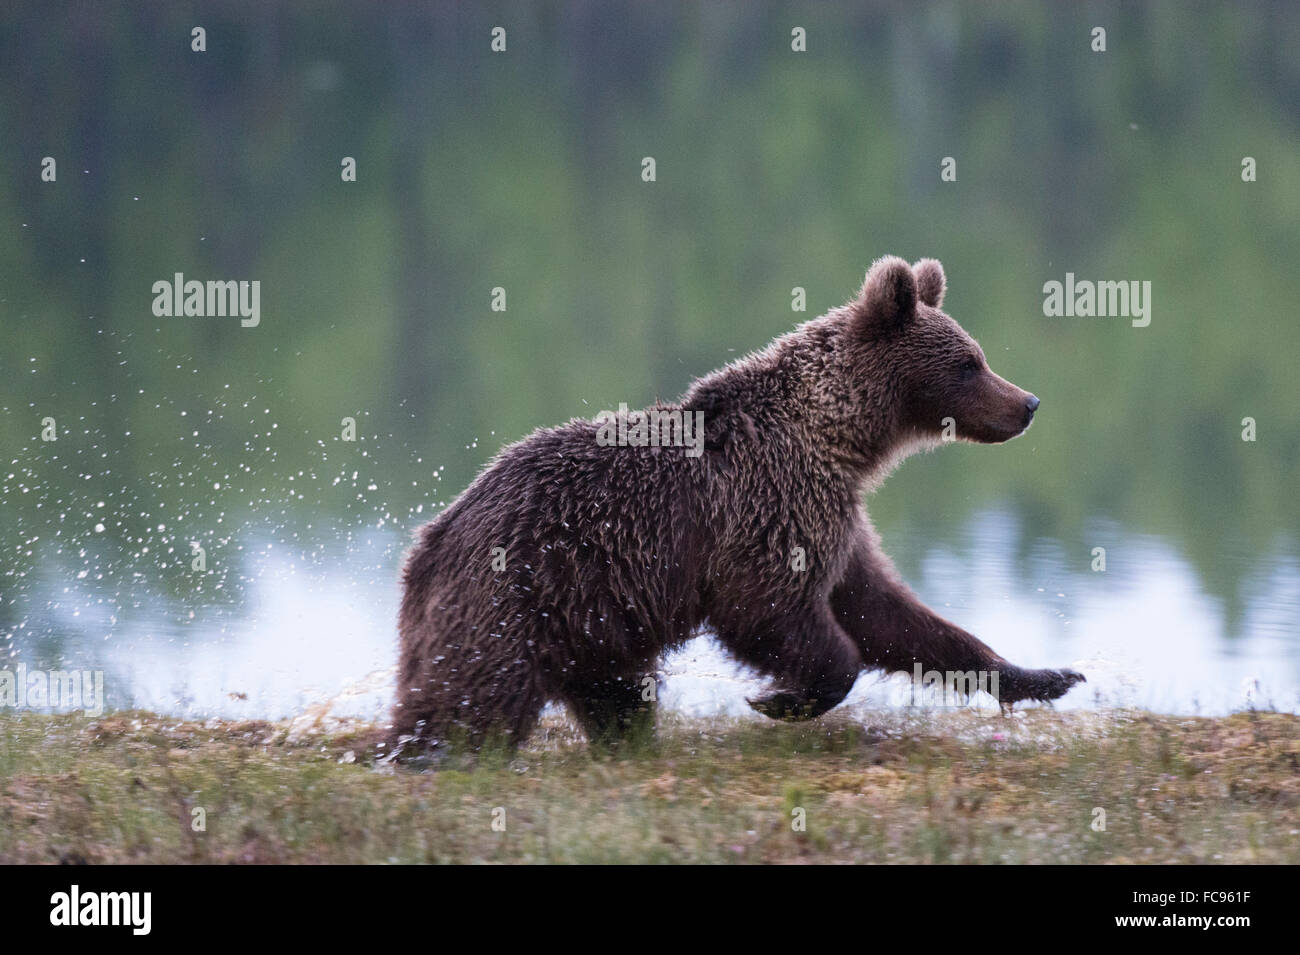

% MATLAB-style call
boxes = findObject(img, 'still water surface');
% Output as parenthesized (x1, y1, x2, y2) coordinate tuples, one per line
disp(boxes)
(8, 508, 1295, 722)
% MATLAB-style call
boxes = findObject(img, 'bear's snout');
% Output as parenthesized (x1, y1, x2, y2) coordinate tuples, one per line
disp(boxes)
(1021, 393, 1041, 428)
(954, 374, 1041, 444)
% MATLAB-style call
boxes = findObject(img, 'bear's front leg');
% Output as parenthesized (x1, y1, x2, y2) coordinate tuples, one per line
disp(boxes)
(832, 524, 1084, 705)
(715, 604, 863, 721)
(562, 674, 656, 745)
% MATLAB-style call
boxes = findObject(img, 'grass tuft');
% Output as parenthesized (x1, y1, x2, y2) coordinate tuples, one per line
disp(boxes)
(1, 708, 1295, 863)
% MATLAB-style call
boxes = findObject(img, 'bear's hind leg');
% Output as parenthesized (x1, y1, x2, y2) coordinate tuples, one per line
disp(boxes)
(390, 637, 547, 756)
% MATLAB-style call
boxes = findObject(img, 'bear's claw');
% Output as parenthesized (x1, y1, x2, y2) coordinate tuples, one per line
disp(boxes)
(747, 691, 818, 722)
(1001, 666, 1086, 705)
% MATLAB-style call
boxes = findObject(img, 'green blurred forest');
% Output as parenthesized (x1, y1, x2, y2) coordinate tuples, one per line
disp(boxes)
(1, 1, 1298, 627)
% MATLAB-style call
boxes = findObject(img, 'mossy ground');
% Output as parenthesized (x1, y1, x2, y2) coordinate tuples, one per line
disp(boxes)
(1, 708, 1295, 863)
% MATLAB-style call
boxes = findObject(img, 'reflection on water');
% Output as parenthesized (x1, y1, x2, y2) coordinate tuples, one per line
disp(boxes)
(5, 509, 1296, 722)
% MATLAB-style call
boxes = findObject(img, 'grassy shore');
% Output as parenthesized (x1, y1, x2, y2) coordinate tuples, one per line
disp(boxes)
(0, 708, 1296, 863)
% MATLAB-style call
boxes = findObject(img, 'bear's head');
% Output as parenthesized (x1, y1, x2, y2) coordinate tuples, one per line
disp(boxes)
(845, 255, 1039, 447)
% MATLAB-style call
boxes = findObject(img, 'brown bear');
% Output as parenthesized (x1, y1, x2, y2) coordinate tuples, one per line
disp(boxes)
(390, 256, 1083, 753)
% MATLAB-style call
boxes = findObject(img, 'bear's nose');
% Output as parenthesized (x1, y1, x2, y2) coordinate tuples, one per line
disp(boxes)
(1025, 394, 1041, 413)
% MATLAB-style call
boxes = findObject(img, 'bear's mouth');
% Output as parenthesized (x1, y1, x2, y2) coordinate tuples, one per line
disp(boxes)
(965, 418, 1030, 443)
(959, 378, 1038, 444)
(956, 402, 1037, 444)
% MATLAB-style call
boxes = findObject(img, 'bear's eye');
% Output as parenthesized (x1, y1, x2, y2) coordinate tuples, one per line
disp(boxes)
(960, 357, 980, 379)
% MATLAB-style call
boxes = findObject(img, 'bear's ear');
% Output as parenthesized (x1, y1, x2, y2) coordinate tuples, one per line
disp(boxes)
(853, 255, 917, 335)
(912, 258, 946, 309)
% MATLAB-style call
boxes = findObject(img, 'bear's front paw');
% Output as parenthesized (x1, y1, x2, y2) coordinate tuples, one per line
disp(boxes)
(747, 691, 817, 722)
(1001, 667, 1086, 705)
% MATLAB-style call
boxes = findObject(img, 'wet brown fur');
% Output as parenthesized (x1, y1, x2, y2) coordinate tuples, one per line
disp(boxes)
(390, 256, 1083, 753)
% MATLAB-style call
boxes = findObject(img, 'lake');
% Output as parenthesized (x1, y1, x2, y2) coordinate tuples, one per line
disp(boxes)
(2, 3, 1297, 725)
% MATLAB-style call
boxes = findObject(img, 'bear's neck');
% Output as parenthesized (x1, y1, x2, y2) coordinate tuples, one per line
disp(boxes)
(682, 319, 907, 486)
